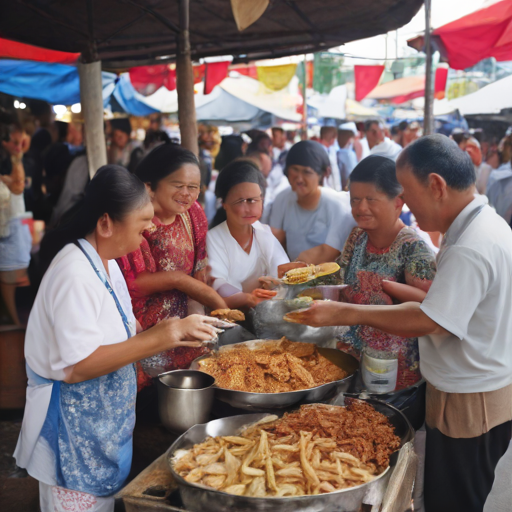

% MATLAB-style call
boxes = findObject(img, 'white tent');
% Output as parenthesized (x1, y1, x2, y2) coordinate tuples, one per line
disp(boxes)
(140, 75, 302, 123)
(446, 75, 512, 116)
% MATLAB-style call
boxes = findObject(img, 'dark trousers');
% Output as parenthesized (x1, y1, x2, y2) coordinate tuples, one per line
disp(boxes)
(424, 421, 512, 512)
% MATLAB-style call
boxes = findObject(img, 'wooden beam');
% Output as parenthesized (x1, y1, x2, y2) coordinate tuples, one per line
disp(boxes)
(423, 0, 434, 135)
(176, 0, 199, 156)
(79, 59, 107, 178)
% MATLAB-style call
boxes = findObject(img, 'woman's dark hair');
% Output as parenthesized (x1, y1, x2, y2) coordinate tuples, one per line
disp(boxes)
(285, 140, 331, 178)
(39, 165, 149, 273)
(215, 135, 245, 171)
(135, 142, 199, 190)
(210, 159, 266, 228)
(349, 155, 402, 198)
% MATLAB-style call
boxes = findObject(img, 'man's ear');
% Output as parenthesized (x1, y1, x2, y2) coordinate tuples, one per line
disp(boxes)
(324, 166, 332, 178)
(395, 195, 405, 211)
(144, 182, 154, 199)
(96, 213, 114, 239)
(428, 173, 448, 200)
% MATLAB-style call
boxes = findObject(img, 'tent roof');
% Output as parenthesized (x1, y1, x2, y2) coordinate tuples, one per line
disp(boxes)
(446, 74, 512, 116)
(0, 0, 423, 68)
(366, 75, 425, 103)
(407, 0, 512, 70)
(142, 75, 302, 121)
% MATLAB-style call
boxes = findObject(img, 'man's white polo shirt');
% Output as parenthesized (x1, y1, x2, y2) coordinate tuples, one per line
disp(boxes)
(419, 195, 512, 393)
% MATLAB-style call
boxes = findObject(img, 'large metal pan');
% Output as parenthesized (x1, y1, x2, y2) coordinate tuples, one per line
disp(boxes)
(166, 398, 414, 512)
(190, 340, 359, 411)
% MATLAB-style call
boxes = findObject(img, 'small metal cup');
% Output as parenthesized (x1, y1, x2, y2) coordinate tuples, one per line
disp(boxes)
(157, 370, 215, 434)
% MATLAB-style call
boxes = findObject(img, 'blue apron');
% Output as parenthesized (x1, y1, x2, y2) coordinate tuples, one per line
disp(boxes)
(36, 240, 136, 497)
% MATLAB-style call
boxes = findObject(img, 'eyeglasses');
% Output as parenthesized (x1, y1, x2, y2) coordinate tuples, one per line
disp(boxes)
(229, 196, 263, 207)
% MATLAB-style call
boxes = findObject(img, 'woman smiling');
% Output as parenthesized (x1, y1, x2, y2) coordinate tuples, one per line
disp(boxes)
(118, 144, 226, 390)
(267, 140, 354, 262)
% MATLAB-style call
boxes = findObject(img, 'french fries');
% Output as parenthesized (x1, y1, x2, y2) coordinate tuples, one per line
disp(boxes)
(173, 408, 382, 498)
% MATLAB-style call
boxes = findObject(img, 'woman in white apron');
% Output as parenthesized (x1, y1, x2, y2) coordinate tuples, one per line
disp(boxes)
(14, 165, 221, 512)
(207, 159, 289, 309)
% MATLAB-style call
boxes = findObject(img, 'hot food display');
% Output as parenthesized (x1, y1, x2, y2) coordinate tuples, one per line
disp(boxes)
(171, 401, 400, 498)
(197, 338, 347, 393)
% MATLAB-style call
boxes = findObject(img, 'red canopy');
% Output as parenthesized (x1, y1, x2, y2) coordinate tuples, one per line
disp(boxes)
(408, 0, 512, 70)
(0, 38, 79, 64)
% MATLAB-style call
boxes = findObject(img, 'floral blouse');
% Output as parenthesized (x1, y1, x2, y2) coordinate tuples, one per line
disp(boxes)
(337, 227, 436, 390)
(118, 202, 209, 390)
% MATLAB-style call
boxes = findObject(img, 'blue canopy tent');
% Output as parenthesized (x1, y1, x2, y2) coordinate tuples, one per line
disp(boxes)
(0, 59, 157, 115)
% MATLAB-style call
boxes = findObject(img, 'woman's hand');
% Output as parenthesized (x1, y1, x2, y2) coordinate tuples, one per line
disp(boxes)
(283, 301, 350, 327)
(155, 315, 221, 349)
(252, 288, 277, 299)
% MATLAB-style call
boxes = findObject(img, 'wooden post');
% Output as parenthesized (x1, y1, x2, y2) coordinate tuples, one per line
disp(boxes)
(78, 59, 107, 178)
(176, 0, 199, 156)
(423, 0, 434, 135)
(301, 54, 308, 140)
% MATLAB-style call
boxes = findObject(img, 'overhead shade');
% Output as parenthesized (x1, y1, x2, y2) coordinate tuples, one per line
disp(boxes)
(0, 37, 79, 64)
(367, 70, 449, 104)
(408, 0, 512, 70)
(0, 0, 423, 68)
(447, 74, 512, 116)
(0, 60, 157, 115)
(354, 65, 385, 101)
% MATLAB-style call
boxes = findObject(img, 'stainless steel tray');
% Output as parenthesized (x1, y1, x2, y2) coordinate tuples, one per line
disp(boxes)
(166, 398, 414, 512)
(190, 340, 359, 411)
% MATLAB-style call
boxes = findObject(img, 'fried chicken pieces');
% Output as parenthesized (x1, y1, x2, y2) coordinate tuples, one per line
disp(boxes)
(198, 339, 347, 393)
(172, 402, 400, 497)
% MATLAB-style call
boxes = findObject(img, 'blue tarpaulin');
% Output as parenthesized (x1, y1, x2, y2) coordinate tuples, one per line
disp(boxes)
(0, 60, 157, 115)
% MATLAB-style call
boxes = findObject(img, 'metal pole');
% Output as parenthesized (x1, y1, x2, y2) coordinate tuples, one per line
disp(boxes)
(302, 54, 308, 140)
(79, 59, 107, 178)
(423, 0, 434, 135)
(176, 0, 199, 156)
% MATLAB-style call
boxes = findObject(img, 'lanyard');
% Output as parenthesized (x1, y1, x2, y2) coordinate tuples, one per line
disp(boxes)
(74, 241, 133, 340)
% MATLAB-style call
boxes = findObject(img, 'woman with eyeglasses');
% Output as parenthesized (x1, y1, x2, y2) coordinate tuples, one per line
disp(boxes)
(118, 143, 227, 391)
(207, 159, 289, 309)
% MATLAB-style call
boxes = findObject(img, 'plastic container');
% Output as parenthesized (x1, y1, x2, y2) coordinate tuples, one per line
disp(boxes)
(361, 347, 398, 394)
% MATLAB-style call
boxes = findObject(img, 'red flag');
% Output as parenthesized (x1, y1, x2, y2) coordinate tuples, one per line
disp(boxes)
(354, 65, 385, 102)
(129, 64, 176, 95)
(434, 66, 448, 99)
(204, 61, 230, 94)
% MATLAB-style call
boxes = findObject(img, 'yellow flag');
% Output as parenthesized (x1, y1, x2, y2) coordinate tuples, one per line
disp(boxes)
(256, 63, 298, 92)
(230, 0, 269, 31)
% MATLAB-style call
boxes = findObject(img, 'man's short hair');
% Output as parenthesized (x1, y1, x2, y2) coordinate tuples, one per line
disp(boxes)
(364, 118, 384, 133)
(320, 126, 337, 140)
(397, 134, 476, 190)
(271, 127, 284, 134)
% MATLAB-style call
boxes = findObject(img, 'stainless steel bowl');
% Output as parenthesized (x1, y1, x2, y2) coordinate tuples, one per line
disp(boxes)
(157, 370, 216, 433)
(166, 398, 414, 512)
(250, 299, 345, 348)
(190, 340, 359, 411)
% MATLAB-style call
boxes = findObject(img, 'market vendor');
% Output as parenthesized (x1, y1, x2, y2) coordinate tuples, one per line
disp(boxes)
(287, 134, 512, 512)
(335, 155, 436, 390)
(266, 140, 355, 261)
(117, 143, 227, 391)
(208, 159, 289, 309)
(14, 165, 221, 512)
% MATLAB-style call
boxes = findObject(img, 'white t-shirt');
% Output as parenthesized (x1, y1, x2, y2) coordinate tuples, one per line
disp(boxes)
(207, 221, 289, 296)
(14, 241, 136, 480)
(419, 195, 512, 393)
(267, 187, 356, 261)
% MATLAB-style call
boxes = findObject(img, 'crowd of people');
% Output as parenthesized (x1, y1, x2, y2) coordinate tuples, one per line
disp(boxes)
(1, 100, 512, 512)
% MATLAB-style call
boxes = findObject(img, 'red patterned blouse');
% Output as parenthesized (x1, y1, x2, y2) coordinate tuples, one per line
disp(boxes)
(118, 202, 210, 390)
